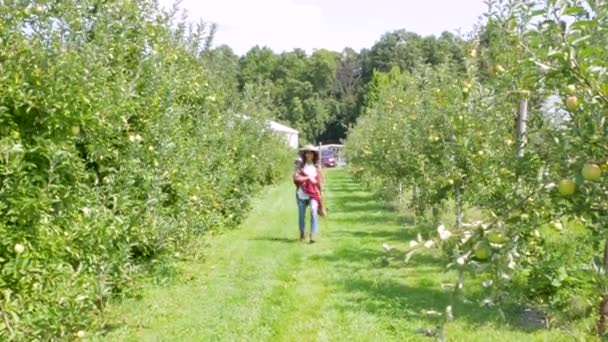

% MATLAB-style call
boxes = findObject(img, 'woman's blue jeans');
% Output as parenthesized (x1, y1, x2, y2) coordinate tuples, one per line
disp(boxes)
(297, 196, 318, 236)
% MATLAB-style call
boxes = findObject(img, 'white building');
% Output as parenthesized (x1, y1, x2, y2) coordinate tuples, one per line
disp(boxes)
(267, 120, 299, 149)
(234, 114, 299, 149)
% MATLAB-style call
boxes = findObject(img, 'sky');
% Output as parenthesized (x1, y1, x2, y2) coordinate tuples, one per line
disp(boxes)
(160, 0, 488, 55)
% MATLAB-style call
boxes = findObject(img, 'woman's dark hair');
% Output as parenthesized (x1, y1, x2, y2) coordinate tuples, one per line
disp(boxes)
(297, 150, 320, 170)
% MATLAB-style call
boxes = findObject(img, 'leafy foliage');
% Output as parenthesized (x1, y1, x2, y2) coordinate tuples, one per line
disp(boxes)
(238, 30, 467, 144)
(0, 1, 291, 339)
(345, 0, 608, 335)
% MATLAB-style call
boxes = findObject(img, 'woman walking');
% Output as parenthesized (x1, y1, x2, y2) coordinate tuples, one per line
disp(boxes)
(293, 145, 325, 243)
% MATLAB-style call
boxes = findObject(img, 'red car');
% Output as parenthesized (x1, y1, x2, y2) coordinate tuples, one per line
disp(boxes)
(321, 149, 337, 167)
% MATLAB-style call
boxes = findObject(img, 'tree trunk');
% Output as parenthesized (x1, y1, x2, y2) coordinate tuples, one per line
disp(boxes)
(398, 181, 404, 207)
(598, 239, 608, 336)
(412, 183, 418, 217)
(598, 294, 608, 336)
(455, 184, 463, 230)
(517, 98, 528, 158)
(604, 238, 608, 271)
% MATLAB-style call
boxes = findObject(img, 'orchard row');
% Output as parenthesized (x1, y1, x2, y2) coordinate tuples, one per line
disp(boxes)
(346, 0, 608, 335)
(0, 2, 291, 339)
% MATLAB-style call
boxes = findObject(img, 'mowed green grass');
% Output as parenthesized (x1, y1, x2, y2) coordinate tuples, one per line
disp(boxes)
(94, 169, 589, 341)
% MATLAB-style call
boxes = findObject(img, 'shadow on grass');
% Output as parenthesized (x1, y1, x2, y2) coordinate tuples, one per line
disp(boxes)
(329, 214, 405, 228)
(329, 192, 377, 203)
(332, 201, 389, 213)
(249, 237, 300, 244)
(319, 170, 529, 332)
(314, 242, 516, 331)
(309, 245, 444, 272)
(99, 323, 124, 337)
(327, 191, 413, 228)
(337, 278, 510, 329)
(329, 227, 415, 242)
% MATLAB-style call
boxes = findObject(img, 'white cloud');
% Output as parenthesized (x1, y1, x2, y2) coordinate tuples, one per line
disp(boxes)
(160, 0, 324, 55)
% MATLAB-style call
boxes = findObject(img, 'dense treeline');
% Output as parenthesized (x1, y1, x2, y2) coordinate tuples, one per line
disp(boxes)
(0, 1, 292, 339)
(209, 29, 467, 144)
(346, 0, 608, 337)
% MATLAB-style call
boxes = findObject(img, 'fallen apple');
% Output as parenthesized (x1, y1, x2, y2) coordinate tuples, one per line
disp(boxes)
(549, 221, 563, 231)
(14, 243, 25, 254)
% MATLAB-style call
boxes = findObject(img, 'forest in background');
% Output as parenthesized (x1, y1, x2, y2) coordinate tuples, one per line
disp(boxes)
(210, 28, 467, 144)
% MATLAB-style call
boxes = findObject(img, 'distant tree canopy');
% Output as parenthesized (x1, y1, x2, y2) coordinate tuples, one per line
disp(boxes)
(234, 29, 467, 144)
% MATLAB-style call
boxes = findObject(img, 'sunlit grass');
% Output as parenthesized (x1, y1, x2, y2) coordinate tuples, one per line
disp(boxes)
(94, 169, 592, 341)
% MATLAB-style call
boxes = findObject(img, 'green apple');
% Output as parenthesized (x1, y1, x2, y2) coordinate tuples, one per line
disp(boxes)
(566, 84, 576, 95)
(487, 231, 507, 244)
(582, 163, 602, 181)
(566, 96, 580, 111)
(558, 179, 576, 196)
(474, 243, 491, 260)
(14, 243, 25, 254)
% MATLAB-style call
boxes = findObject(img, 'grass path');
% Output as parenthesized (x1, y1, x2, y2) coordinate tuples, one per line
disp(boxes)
(96, 169, 582, 341)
